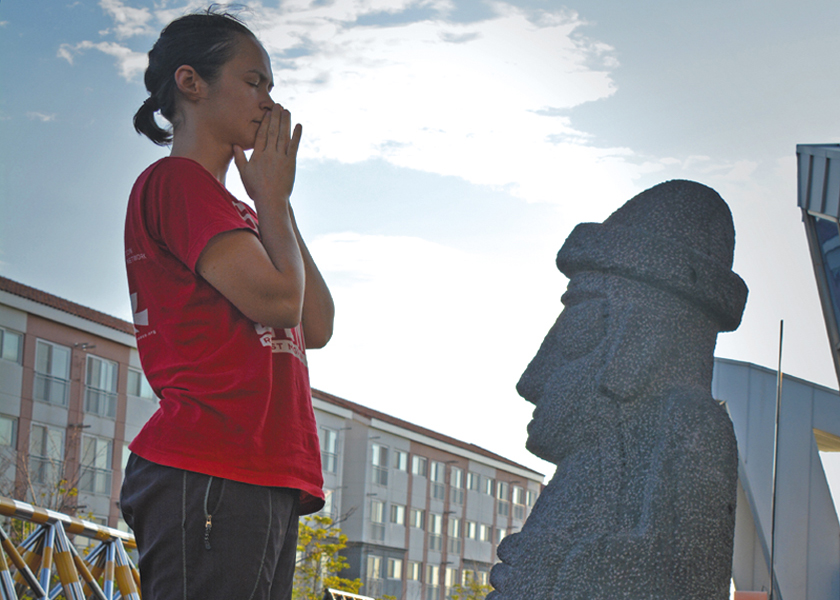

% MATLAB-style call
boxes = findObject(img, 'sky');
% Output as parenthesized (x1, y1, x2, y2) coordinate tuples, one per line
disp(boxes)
(2, 0, 840, 481)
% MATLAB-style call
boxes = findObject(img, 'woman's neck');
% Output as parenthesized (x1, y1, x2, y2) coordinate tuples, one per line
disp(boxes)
(169, 125, 232, 183)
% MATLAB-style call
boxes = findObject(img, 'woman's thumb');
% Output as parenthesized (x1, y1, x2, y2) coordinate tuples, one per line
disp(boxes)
(233, 145, 247, 174)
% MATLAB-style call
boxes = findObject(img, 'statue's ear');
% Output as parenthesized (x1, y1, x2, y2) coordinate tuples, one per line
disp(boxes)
(596, 304, 665, 402)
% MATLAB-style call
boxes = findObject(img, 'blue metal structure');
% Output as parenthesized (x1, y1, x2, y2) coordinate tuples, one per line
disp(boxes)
(797, 144, 840, 386)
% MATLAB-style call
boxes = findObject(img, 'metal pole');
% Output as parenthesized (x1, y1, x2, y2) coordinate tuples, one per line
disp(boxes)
(769, 320, 784, 600)
(0, 497, 134, 549)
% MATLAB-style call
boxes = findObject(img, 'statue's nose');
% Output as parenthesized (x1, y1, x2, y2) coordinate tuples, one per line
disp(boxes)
(517, 319, 563, 404)
(516, 362, 543, 405)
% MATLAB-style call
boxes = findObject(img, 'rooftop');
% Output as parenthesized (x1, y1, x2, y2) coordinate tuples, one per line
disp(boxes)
(0, 275, 135, 336)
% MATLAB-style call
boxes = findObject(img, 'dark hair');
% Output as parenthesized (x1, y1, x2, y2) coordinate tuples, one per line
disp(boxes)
(134, 8, 255, 145)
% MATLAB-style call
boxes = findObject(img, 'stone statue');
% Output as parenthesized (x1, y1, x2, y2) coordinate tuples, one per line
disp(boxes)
(488, 180, 748, 600)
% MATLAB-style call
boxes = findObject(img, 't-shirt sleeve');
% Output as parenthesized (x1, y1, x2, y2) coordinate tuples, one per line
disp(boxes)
(144, 159, 257, 273)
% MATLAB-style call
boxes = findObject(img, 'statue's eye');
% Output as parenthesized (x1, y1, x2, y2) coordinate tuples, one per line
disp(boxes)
(555, 299, 607, 362)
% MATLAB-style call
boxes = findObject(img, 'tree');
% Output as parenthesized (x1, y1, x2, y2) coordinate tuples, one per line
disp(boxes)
(0, 429, 87, 545)
(449, 570, 493, 600)
(293, 514, 362, 600)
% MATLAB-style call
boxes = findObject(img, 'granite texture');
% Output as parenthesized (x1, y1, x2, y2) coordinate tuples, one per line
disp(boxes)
(488, 180, 748, 600)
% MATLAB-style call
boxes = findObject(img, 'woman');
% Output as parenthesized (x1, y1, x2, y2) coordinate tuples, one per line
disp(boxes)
(120, 9, 334, 600)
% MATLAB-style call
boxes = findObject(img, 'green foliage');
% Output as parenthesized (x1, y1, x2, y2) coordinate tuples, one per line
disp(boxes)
(293, 514, 362, 600)
(449, 574, 493, 600)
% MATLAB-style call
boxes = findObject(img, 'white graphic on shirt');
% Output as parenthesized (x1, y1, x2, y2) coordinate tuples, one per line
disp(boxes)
(130, 292, 157, 341)
(125, 247, 147, 265)
(254, 324, 307, 365)
(231, 199, 259, 230)
(131, 293, 149, 327)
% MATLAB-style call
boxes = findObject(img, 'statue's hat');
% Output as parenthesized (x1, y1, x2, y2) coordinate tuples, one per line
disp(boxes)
(556, 180, 748, 331)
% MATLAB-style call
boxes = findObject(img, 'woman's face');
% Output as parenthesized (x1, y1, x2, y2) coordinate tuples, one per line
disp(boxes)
(198, 35, 275, 151)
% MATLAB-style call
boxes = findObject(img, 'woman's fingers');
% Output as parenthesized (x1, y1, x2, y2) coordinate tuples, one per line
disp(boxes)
(233, 144, 248, 174)
(289, 123, 302, 158)
(267, 104, 281, 150)
(253, 107, 271, 153)
(238, 103, 301, 203)
(278, 107, 291, 152)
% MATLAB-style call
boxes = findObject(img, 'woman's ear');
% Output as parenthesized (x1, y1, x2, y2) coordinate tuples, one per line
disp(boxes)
(174, 65, 206, 101)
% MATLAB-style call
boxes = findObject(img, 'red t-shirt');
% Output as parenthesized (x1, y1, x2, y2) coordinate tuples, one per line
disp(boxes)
(124, 157, 324, 514)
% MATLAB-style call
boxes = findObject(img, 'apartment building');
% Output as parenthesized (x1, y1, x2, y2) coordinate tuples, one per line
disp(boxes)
(0, 276, 155, 529)
(0, 275, 544, 598)
(312, 388, 543, 600)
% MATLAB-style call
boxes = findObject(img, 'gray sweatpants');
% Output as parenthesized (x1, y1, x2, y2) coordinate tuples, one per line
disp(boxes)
(120, 454, 300, 600)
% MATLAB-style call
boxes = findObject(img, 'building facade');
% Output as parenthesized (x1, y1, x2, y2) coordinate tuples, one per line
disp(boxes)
(312, 388, 543, 600)
(0, 275, 544, 599)
(0, 276, 155, 530)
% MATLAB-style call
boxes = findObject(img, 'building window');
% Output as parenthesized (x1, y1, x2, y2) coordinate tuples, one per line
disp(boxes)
(428, 513, 443, 551)
(321, 489, 335, 519)
(393, 450, 408, 471)
(411, 455, 427, 477)
(29, 424, 64, 484)
(390, 503, 405, 525)
(121, 442, 131, 472)
(430, 461, 445, 500)
(0, 416, 17, 449)
(85, 355, 118, 418)
(0, 328, 22, 363)
(126, 368, 154, 400)
(447, 516, 461, 538)
(367, 555, 383, 598)
(497, 481, 510, 516)
(320, 428, 338, 473)
(447, 517, 461, 554)
(370, 499, 385, 541)
(479, 523, 491, 542)
(409, 508, 424, 529)
(407, 561, 421, 581)
(482, 476, 494, 496)
(33, 340, 71, 406)
(495, 527, 507, 544)
(371, 443, 388, 486)
(450, 466, 464, 505)
(512, 485, 525, 519)
(465, 520, 477, 540)
(425, 564, 440, 600)
(477, 570, 489, 585)
(79, 434, 113, 495)
(526, 489, 537, 506)
(445, 567, 459, 593)
(387, 558, 403, 579)
(466, 471, 480, 491)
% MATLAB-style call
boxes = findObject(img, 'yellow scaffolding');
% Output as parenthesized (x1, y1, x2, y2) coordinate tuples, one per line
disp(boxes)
(0, 495, 140, 599)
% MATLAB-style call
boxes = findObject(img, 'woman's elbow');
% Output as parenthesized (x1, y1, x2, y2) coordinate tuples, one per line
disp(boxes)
(304, 320, 332, 349)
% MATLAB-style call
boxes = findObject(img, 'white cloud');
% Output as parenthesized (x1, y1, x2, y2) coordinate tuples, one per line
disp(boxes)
(305, 231, 561, 472)
(58, 41, 147, 81)
(27, 112, 57, 122)
(98, 0, 155, 39)
(238, 1, 647, 206)
(81, 0, 651, 209)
